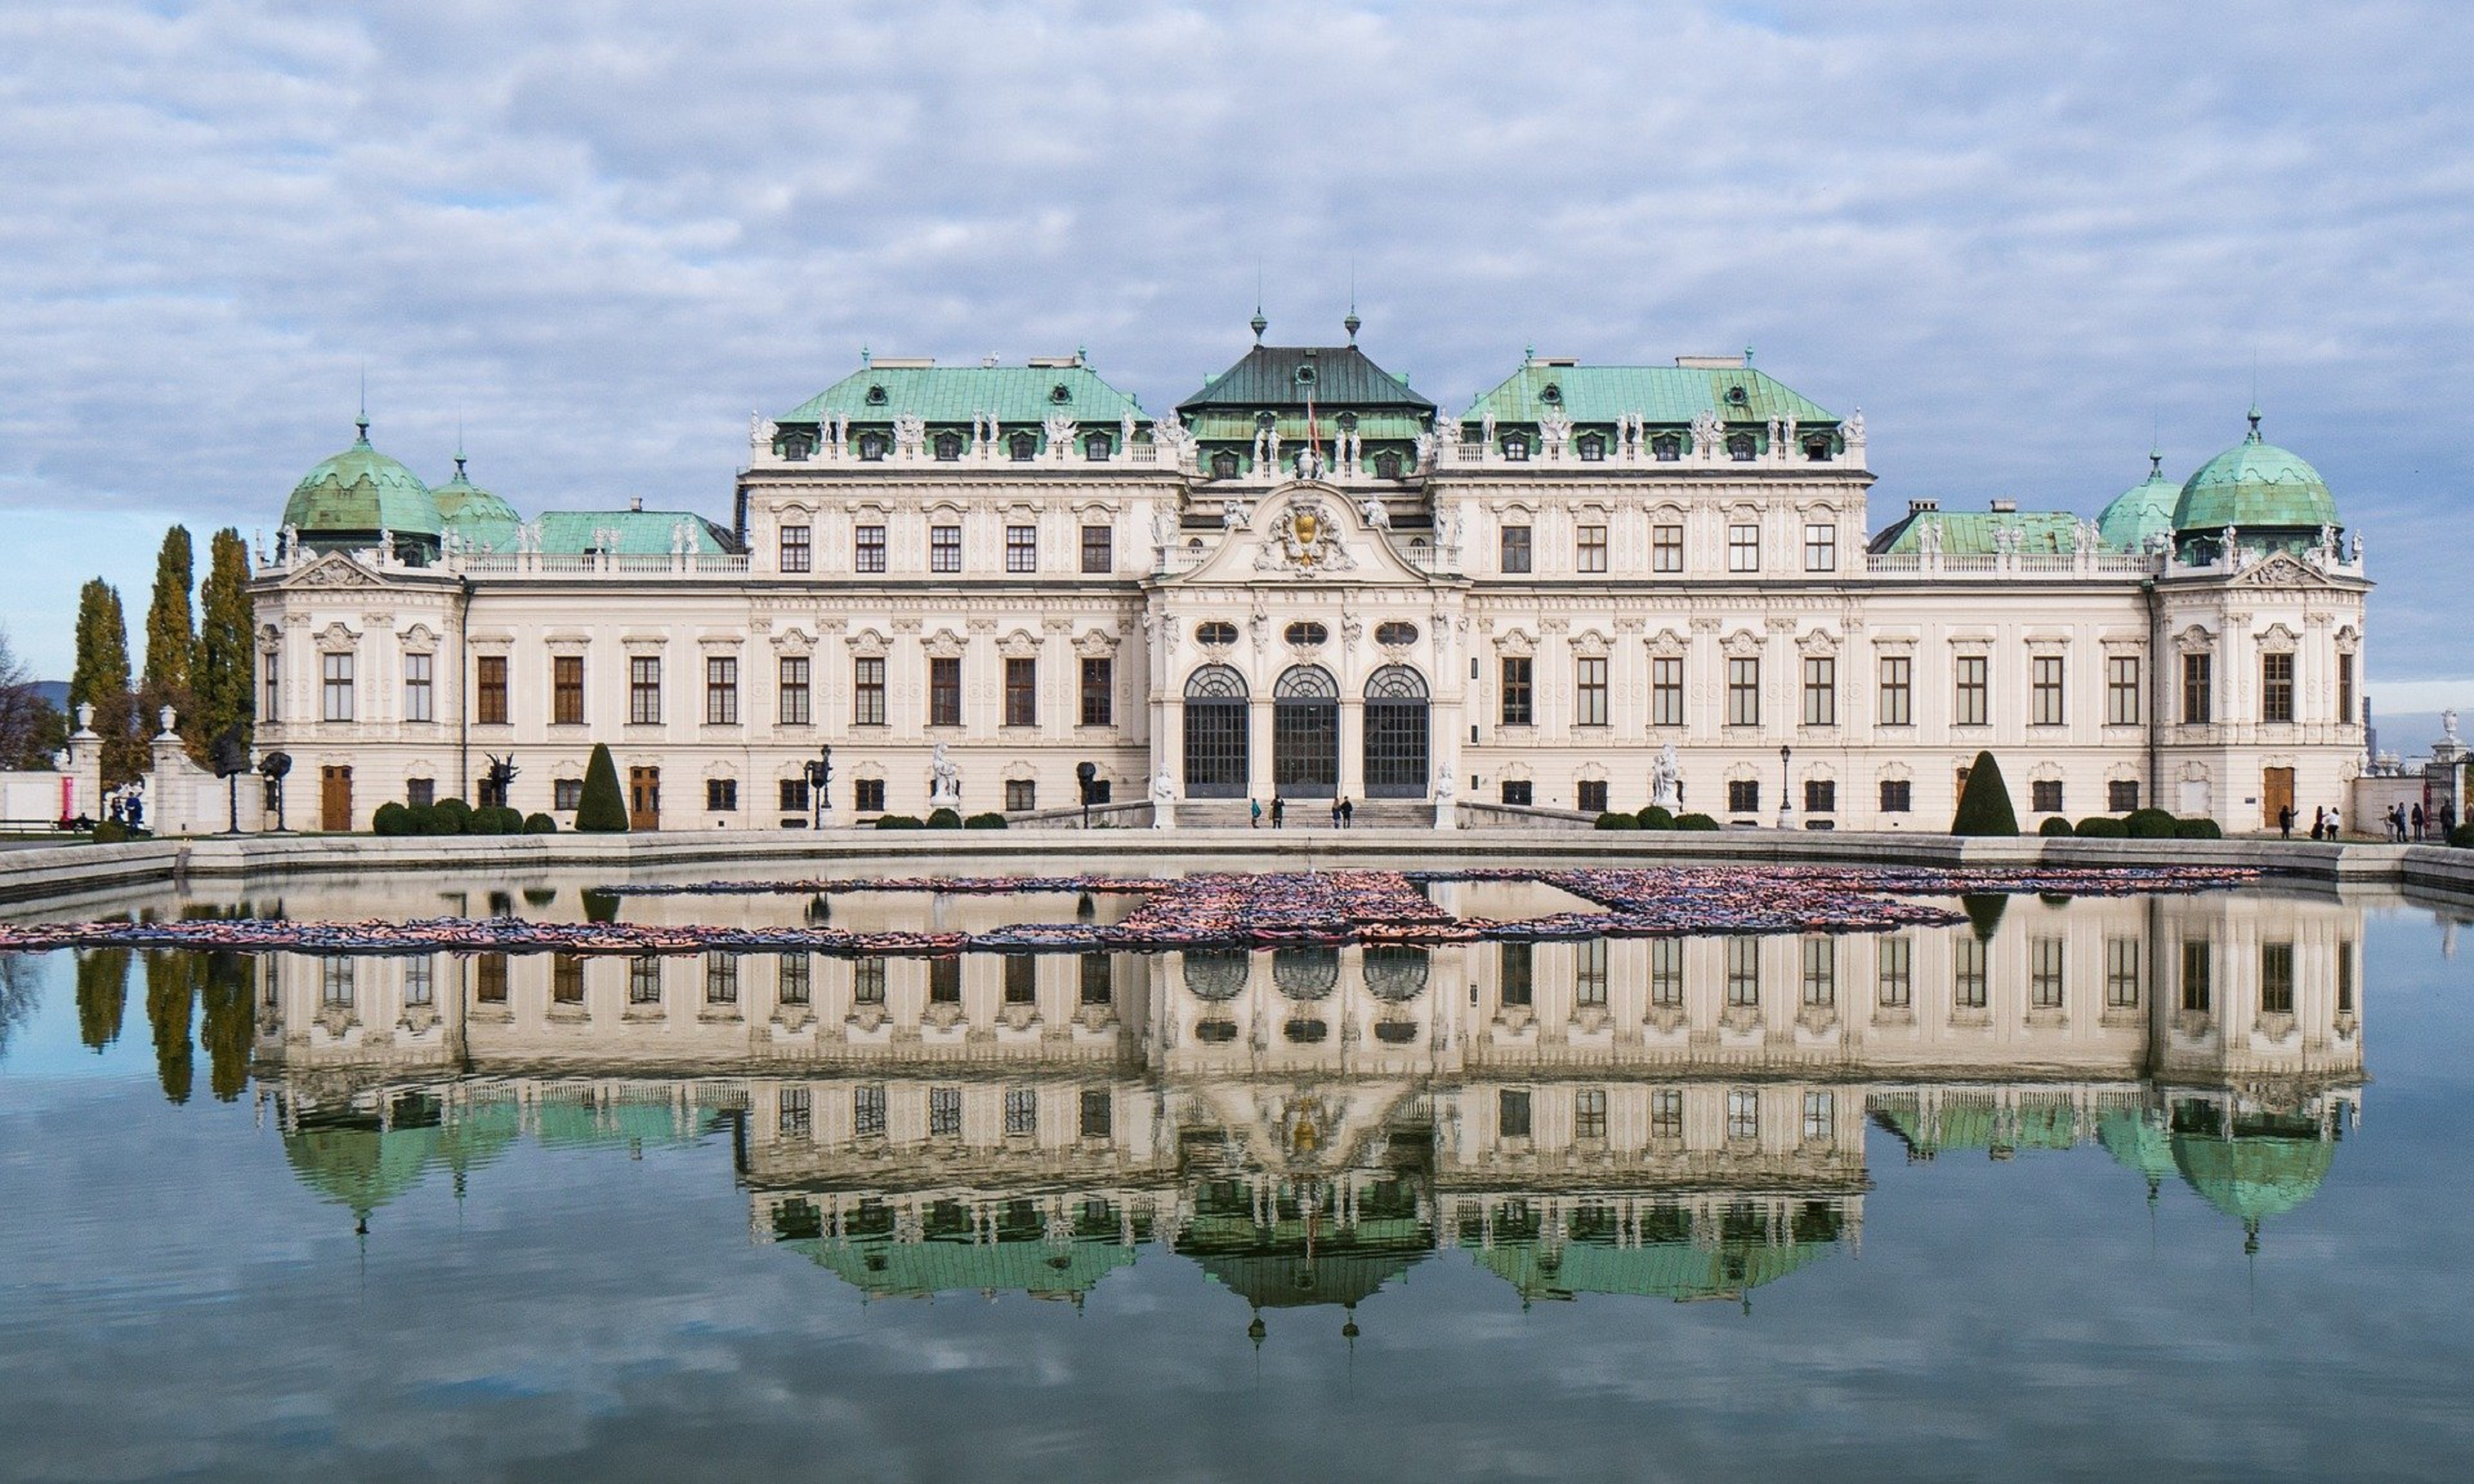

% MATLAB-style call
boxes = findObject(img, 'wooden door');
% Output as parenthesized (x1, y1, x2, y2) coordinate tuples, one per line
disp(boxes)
(320, 766, 352, 832)
(629, 766, 660, 831)
(2262, 767, 2295, 830)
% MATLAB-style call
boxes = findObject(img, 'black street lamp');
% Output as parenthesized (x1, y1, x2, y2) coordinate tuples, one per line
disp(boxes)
(1076, 761, 1098, 830)
(804, 745, 834, 830)
(1778, 743, 1794, 830)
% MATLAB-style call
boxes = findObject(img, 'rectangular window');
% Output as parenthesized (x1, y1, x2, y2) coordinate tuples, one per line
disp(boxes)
(2337, 940, 2355, 1014)
(554, 655, 584, 725)
(929, 656, 962, 727)
(1727, 523, 1760, 572)
(1650, 1087, 1683, 1141)
(853, 657, 886, 726)
(929, 1086, 962, 1137)
(1080, 953, 1112, 1006)
(1500, 525, 1532, 574)
(1500, 780, 1532, 806)
(628, 656, 661, 725)
(1079, 1089, 1111, 1139)
(2181, 938, 2212, 1013)
(1878, 654, 1913, 727)
(404, 956, 433, 1007)
(1574, 1088, 1608, 1141)
(2338, 652, 2356, 727)
(930, 524, 961, 573)
(854, 1085, 886, 1137)
(2182, 653, 2213, 724)
(1005, 524, 1037, 574)
(1005, 779, 1037, 812)
(1575, 524, 1608, 574)
(1726, 1088, 1760, 1141)
(406, 777, 434, 808)
(2109, 780, 2140, 812)
(1004, 656, 1037, 727)
(2032, 780, 2064, 814)
(403, 652, 434, 723)
(1878, 936, 1913, 1007)
(1726, 937, 1760, 1007)
(779, 777, 809, 813)
(2107, 655, 2141, 726)
(554, 778, 583, 811)
(1953, 936, 1987, 1009)
(2105, 937, 2141, 1009)
(705, 656, 739, 725)
(1081, 525, 1113, 574)
(1802, 1090, 1836, 1142)
(851, 957, 886, 1006)
(1003, 954, 1036, 1006)
(2031, 655, 2065, 726)
(1576, 779, 1609, 814)
(779, 1087, 812, 1138)
(476, 954, 507, 1005)
(1500, 656, 1533, 726)
(779, 524, 811, 573)
(2261, 652, 2295, 723)
(1651, 523, 1684, 573)
(2030, 937, 2065, 1010)
(1804, 779, 1835, 814)
(705, 778, 737, 811)
(1804, 523, 1837, 573)
(854, 524, 887, 574)
(1954, 654, 1989, 727)
(928, 956, 961, 1004)
(1080, 656, 1113, 727)
(705, 953, 739, 1006)
(778, 656, 810, 726)
(322, 652, 354, 722)
(1574, 938, 1609, 1006)
(1880, 779, 1911, 813)
(1500, 942, 1533, 1007)
(320, 956, 354, 1007)
(628, 956, 662, 1005)
(1650, 656, 1684, 727)
(1498, 1089, 1532, 1139)
(854, 778, 886, 813)
(1575, 656, 1609, 726)
(1802, 656, 1836, 727)
(553, 954, 585, 1005)
(261, 650, 280, 722)
(1649, 939, 1683, 1007)
(1728, 779, 1760, 814)
(1004, 1086, 1038, 1137)
(2261, 942, 2295, 1014)
(1727, 656, 1760, 727)
(1800, 936, 1834, 1007)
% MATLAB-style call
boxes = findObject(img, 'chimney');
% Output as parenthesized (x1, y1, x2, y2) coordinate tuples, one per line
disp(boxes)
(1907, 499, 1940, 516)
(630, 497, 643, 512)
(1990, 498, 2017, 514)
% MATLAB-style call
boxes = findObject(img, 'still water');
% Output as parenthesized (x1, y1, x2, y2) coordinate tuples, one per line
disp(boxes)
(2, 865, 2469, 1481)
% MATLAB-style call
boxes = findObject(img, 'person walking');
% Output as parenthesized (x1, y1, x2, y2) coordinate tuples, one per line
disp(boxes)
(1330, 797, 1342, 829)
(1271, 794, 1285, 830)
(1340, 796, 1355, 829)
(2412, 802, 2426, 841)
(2310, 805, 2327, 841)
(2278, 803, 2294, 839)
(2393, 803, 2409, 842)
(2444, 799, 2460, 837)
(1249, 797, 1262, 829)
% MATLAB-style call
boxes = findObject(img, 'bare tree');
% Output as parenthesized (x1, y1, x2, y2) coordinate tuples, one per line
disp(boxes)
(0, 626, 66, 771)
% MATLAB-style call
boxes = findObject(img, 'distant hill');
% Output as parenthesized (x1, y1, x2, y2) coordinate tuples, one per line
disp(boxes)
(33, 682, 66, 709)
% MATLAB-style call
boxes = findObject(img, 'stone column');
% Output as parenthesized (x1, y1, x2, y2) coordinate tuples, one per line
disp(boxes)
(1337, 696, 1364, 803)
(1250, 696, 1275, 807)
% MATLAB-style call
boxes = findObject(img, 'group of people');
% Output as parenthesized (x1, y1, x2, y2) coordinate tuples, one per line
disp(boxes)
(2277, 804, 2344, 840)
(1248, 795, 1356, 829)
(2380, 799, 2457, 842)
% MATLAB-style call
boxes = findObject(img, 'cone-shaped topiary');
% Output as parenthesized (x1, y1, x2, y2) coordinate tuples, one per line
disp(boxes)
(575, 743, 628, 833)
(1951, 751, 2018, 836)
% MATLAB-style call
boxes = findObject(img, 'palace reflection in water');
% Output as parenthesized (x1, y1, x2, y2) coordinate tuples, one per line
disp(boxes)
(208, 886, 2362, 1327)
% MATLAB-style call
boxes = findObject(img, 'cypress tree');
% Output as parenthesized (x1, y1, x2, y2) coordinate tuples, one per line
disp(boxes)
(143, 950, 195, 1105)
(75, 947, 131, 1052)
(199, 950, 256, 1102)
(69, 579, 142, 786)
(192, 529, 255, 768)
(575, 743, 629, 832)
(140, 525, 197, 728)
(1951, 750, 2020, 836)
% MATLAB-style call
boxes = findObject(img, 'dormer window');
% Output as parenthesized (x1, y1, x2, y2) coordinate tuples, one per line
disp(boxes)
(865, 384, 888, 406)
(1336, 411, 1357, 432)
(1049, 383, 1072, 404)
(1083, 430, 1112, 462)
(1725, 385, 1749, 407)
(1211, 450, 1242, 479)
(1294, 365, 1317, 387)
(1502, 434, 1530, 462)
(1256, 411, 1276, 430)
(1540, 383, 1562, 405)
(1373, 450, 1402, 480)
(933, 431, 964, 461)
(1009, 431, 1039, 462)
(1652, 433, 1682, 462)
(1576, 432, 1606, 462)
(778, 433, 814, 462)
(1803, 434, 1833, 463)
(1727, 432, 1757, 462)
(857, 432, 889, 462)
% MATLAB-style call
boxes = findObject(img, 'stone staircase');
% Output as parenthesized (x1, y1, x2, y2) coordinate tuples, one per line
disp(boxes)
(1172, 798, 1435, 830)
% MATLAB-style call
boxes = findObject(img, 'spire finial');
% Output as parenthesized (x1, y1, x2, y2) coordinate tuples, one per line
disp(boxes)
(356, 367, 369, 443)
(1250, 304, 1267, 344)
(2246, 402, 2263, 443)
(455, 408, 467, 479)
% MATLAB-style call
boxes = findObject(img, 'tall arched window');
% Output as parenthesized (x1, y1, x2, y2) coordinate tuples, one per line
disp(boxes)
(1273, 664, 1340, 797)
(1183, 665, 1249, 798)
(1362, 664, 1430, 798)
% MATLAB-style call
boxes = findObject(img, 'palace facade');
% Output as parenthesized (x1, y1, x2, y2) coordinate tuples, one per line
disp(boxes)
(249, 320, 2371, 831)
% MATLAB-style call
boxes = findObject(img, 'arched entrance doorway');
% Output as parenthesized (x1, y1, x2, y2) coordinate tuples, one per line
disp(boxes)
(1183, 665, 1249, 798)
(1362, 664, 1429, 798)
(1273, 664, 1339, 798)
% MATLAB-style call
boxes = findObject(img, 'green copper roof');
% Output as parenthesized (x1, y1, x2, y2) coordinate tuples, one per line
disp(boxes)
(532, 510, 739, 556)
(2172, 412, 2337, 532)
(1182, 411, 1432, 445)
(1873, 1095, 2084, 1157)
(2097, 453, 2180, 551)
(433, 457, 522, 550)
(282, 420, 441, 537)
(782, 361, 1149, 426)
(1179, 344, 1436, 417)
(1461, 363, 1837, 427)
(1468, 1230, 1836, 1304)
(2172, 1128, 2334, 1227)
(799, 1232, 1139, 1300)
(2096, 1110, 2179, 1185)
(1869, 508, 2089, 556)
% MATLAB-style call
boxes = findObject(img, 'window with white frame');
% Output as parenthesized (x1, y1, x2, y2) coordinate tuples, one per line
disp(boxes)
(1727, 523, 1761, 572)
(2107, 655, 2141, 726)
(1651, 523, 1684, 573)
(1575, 656, 1608, 726)
(2031, 655, 2065, 726)
(778, 656, 810, 726)
(1804, 522, 1837, 572)
(402, 652, 433, 722)
(1650, 656, 1684, 727)
(1953, 653, 1988, 727)
(1005, 524, 1037, 573)
(321, 652, 354, 722)
(930, 524, 961, 573)
(854, 524, 887, 573)
(1575, 524, 1608, 574)
(1878, 654, 1912, 727)
(628, 656, 661, 725)
(780, 524, 811, 573)
(1727, 656, 1760, 727)
(1802, 656, 1836, 727)
(705, 656, 739, 725)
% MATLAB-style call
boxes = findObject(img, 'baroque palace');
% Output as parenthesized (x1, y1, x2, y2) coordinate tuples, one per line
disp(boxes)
(248, 316, 2371, 831)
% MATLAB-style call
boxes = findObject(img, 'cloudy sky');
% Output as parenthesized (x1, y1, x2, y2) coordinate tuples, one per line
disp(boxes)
(2, 0, 2467, 710)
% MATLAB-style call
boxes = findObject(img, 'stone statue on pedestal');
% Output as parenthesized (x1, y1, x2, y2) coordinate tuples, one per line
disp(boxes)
(928, 743, 961, 811)
(1650, 743, 1683, 810)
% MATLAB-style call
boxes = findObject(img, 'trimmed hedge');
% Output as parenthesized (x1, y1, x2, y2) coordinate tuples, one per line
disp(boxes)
(1635, 804, 1675, 831)
(874, 814, 924, 830)
(2038, 817, 2073, 837)
(2173, 817, 2223, 839)
(2074, 816, 2128, 838)
(1674, 812, 1722, 831)
(2450, 823, 2474, 848)
(2125, 808, 2177, 840)
(372, 801, 412, 836)
(575, 743, 629, 833)
(926, 808, 963, 829)
(1951, 751, 2018, 836)
(92, 820, 134, 844)
(522, 812, 559, 835)
(1596, 811, 1639, 830)
(432, 797, 474, 834)
(964, 811, 1008, 829)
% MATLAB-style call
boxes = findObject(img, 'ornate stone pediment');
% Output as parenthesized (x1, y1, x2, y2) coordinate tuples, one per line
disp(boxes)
(1254, 495, 1360, 573)
(2233, 553, 2343, 590)
(284, 553, 382, 590)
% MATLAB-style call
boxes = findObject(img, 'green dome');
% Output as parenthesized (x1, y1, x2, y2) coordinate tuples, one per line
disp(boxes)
(2171, 411, 2337, 534)
(2171, 1127, 2334, 1229)
(432, 455, 521, 551)
(2097, 452, 2179, 551)
(282, 418, 442, 539)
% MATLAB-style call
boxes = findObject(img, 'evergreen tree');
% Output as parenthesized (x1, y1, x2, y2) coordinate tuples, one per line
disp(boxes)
(140, 526, 197, 735)
(575, 743, 629, 832)
(199, 950, 256, 1102)
(192, 528, 256, 768)
(144, 950, 196, 1105)
(75, 948, 130, 1053)
(69, 579, 142, 785)
(1951, 750, 2020, 836)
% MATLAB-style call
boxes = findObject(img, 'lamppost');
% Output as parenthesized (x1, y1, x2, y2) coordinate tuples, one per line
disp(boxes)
(1076, 761, 1098, 830)
(804, 745, 833, 830)
(1777, 744, 1794, 831)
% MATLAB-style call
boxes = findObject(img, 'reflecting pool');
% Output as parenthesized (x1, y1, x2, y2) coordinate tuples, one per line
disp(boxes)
(3, 867, 2471, 1480)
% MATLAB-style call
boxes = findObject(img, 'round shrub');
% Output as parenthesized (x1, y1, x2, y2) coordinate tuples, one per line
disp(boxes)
(403, 803, 437, 835)
(418, 806, 462, 836)
(964, 811, 1008, 829)
(1596, 811, 1639, 830)
(372, 801, 411, 837)
(2174, 817, 2223, 839)
(2038, 817, 2073, 837)
(874, 814, 924, 830)
(2074, 816, 2128, 838)
(1674, 812, 1722, 831)
(522, 812, 558, 835)
(467, 806, 510, 836)
(2125, 808, 2177, 840)
(1635, 805, 1675, 831)
(431, 797, 474, 835)
(2450, 823, 2474, 848)
(92, 819, 132, 845)
(926, 808, 962, 829)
